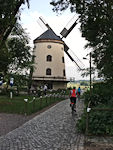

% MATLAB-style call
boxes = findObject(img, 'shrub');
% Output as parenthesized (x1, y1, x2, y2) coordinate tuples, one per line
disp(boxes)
(88, 109, 113, 135)
(77, 105, 113, 135)
(76, 112, 86, 133)
(83, 81, 113, 107)
(77, 81, 113, 135)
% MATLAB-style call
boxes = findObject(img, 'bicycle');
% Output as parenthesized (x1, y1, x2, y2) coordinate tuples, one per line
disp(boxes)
(70, 101, 76, 115)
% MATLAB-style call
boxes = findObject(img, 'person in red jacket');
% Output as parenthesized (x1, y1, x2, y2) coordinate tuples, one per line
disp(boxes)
(69, 87, 77, 111)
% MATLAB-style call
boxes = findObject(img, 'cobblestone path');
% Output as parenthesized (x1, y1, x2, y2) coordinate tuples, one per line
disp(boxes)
(0, 99, 84, 150)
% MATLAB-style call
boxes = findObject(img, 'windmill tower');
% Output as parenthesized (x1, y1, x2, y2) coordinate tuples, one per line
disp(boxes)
(32, 28, 68, 90)
(32, 16, 84, 90)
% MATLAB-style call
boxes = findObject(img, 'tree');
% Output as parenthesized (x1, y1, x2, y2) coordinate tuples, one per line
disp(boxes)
(0, 44, 9, 74)
(0, 0, 29, 49)
(8, 23, 32, 73)
(50, 0, 113, 81)
(0, 22, 34, 94)
(0, 22, 33, 75)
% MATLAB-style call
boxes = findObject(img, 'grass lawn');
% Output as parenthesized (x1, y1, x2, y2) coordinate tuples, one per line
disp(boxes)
(67, 82, 89, 90)
(0, 94, 66, 115)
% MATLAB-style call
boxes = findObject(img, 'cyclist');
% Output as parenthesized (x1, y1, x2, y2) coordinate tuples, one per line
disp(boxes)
(77, 86, 81, 100)
(69, 87, 77, 112)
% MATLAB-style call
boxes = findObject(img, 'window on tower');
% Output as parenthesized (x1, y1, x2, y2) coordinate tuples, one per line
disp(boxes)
(47, 55, 52, 61)
(62, 57, 64, 63)
(47, 45, 52, 49)
(46, 68, 51, 75)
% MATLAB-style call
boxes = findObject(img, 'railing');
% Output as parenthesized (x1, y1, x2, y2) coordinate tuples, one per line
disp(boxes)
(24, 91, 68, 115)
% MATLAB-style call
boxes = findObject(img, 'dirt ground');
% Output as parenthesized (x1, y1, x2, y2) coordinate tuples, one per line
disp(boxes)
(85, 144, 113, 150)
(84, 138, 113, 150)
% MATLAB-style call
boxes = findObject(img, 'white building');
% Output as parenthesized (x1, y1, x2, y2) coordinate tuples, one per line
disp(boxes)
(32, 29, 68, 90)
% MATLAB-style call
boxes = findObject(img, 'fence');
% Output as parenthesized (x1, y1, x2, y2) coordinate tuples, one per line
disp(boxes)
(24, 91, 68, 115)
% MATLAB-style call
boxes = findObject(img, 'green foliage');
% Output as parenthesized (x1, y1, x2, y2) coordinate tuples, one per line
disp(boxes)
(50, 0, 113, 81)
(0, 93, 67, 115)
(88, 109, 113, 135)
(80, 81, 88, 86)
(0, 0, 30, 48)
(0, 22, 33, 75)
(10, 74, 28, 94)
(76, 112, 86, 133)
(0, 95, 26, 114)
(7, 23, 32, 73)
(0, 73, 30, 95)
(77, 81, 113, 135)
(0, 22, 33, 93)
(83, 81, 113, 107)
(77, 105, 113, 135)
(0, 45, 9, 73)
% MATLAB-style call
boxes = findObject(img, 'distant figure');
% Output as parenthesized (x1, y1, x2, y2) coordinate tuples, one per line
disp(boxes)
(77, 87, 81, 96)
(43, 84, 47, 95)
(69, 87, 77, 112)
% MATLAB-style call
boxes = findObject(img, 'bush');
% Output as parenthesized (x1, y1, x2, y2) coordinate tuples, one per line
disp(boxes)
(88, 109, 113, 135)
(76, 112, 86, 133)
(77, 81, 113, 135)
(83, 81, 113, 107)
(77, 105, 113, 135)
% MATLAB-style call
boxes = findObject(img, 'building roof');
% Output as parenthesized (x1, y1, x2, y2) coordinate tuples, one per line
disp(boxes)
(34, 29, 62, 42)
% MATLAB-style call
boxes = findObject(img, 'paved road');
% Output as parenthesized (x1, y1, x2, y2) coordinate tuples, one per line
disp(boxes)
(0, 99, 84, 150)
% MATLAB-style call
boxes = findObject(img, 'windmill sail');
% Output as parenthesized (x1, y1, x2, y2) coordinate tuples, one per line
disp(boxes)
(60, 15, 79, 38)
(60, 15, 84, 70)
(37, 18, 48, 31)
(39, 16, 52, 30)
(64, 43, 84, 70)
(37, 16, 84, 70)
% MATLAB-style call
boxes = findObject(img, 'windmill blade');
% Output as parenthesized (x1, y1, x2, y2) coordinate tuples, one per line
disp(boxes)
(60, 15, 79, 38)
(38, 16, 57, 35)
(65, 50, 82, 70)
(37, 17, 48, 31)
(64, 43, 85, 70)
(69, 48, 85, 69)
(39, 16, 52, 30)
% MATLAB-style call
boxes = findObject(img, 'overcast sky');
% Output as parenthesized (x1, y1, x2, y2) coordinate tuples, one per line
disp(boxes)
(20, 0, 90, 80)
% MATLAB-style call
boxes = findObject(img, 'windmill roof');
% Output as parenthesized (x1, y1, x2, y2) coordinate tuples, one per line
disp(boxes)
(34, 29, 62, 42)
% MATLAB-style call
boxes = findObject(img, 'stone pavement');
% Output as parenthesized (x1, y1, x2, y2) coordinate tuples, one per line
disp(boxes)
(0, 99, 85, 150)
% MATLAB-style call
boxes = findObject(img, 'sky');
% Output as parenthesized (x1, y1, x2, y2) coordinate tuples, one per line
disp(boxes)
(20, 0, 90, 80)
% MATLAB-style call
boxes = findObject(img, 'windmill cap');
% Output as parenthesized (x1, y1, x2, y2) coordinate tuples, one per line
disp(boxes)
(34, 29, 62, 43)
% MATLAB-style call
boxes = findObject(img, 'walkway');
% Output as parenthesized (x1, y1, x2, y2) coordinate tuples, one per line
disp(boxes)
(0, 99, 84, 150)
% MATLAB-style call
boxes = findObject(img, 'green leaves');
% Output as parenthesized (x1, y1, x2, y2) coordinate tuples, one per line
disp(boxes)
(0, 0, 30, 48)
(77, 81, 113, 135)
(0, 22, 33, 76)
(88, 110, 113, 135)
(50, 0, 113, 80)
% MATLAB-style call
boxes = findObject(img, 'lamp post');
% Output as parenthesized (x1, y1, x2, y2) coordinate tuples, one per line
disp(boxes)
(83, 52, 92, 135)
(83, 52, 92, 91)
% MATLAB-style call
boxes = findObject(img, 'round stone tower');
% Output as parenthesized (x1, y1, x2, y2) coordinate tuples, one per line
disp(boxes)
(32, 29, 68, 90)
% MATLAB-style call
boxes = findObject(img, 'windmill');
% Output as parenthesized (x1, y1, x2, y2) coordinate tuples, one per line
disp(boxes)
(38, 15, 85, 70)
(32, 15, 84, 90)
